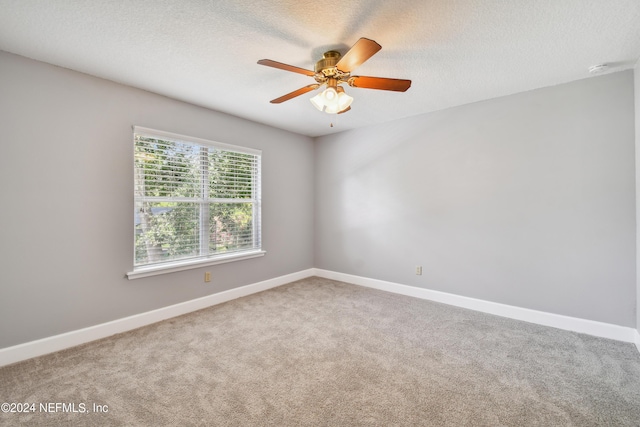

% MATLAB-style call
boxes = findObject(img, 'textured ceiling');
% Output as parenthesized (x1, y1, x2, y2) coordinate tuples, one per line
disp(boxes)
(1, 0, 639, 137)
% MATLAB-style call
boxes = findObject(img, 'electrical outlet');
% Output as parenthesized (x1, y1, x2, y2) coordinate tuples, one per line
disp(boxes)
(204, 272, 211, 282)
(416, 266, 422, 275)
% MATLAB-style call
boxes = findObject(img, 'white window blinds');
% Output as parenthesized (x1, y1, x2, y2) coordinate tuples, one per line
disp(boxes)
(132, 126, 262, 272)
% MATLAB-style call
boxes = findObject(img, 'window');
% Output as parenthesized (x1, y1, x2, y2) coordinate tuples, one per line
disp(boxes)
(128, 127, 263, 279)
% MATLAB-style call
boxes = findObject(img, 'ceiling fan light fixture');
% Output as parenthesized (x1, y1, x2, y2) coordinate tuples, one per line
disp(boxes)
(310, 85, 353, 114)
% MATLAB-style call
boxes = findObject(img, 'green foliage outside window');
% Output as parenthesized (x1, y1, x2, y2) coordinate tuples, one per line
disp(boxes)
(134, 135, 260, 267)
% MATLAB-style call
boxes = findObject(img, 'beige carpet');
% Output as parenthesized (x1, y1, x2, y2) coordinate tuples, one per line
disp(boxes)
(1, 277, 640, 426)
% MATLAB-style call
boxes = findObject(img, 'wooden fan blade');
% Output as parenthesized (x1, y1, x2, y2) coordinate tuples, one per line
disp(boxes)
(337, 106, 351, 114)
(270, 84, 319, 104)
(335, 38, 381, 73)
(257, 59, 316, 76)
(349, 76, 411, 92)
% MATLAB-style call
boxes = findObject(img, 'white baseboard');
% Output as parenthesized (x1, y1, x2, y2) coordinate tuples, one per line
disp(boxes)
(313, 269, 639, 344)
(3, 268, 638, 367)
(0, 269, 315, 367)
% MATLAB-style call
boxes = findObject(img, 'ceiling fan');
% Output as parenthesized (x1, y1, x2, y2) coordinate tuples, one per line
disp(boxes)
(258, 38, 411, 114)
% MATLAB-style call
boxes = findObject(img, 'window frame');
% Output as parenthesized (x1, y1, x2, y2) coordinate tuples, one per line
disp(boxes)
(127, 126, 264, 280)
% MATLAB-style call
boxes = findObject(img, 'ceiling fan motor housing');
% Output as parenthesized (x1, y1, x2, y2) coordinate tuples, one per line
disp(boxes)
(315, 51, 340, 74)
(314, 51, 351, 84)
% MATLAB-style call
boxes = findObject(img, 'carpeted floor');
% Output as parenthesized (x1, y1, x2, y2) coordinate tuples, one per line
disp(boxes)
(1, 277, 640, 426)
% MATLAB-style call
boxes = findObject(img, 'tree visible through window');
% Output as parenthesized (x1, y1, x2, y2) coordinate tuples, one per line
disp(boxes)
(133, 127, 261, 270)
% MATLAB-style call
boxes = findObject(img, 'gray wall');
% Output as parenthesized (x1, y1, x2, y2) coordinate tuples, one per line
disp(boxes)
(1, 49, 637, 350)
(0, 51, 315, 348)
(636, 64, 640, 333)
(315, 71, 636, 327)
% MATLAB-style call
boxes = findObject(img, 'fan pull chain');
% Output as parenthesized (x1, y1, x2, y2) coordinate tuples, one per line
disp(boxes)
(330, 112, 340, 128)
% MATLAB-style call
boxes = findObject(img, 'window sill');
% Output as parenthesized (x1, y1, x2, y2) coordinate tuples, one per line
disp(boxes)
(126, 250, 266, 280)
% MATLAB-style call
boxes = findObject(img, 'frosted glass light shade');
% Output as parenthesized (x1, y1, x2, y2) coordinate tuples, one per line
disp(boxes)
(310, 93, 324, 111)
(310, 85, 353, 114)
(324, 102, 340, 114)
(322, 87, 337, 101)
(337, 91, 353, 111)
